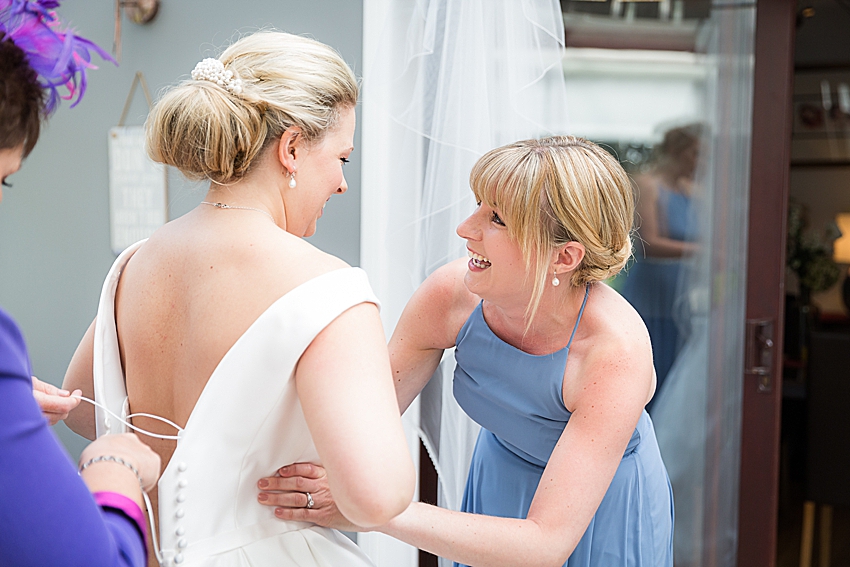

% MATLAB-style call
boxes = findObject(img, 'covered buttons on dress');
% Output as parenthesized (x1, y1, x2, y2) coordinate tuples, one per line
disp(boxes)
(171, 462, 189, 564)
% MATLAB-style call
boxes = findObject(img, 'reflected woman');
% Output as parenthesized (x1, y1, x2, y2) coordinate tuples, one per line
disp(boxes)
(620, 124, 702, 412)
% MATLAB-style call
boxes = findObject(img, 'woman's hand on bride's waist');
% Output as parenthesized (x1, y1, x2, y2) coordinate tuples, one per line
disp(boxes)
(258, 463, 362, 532)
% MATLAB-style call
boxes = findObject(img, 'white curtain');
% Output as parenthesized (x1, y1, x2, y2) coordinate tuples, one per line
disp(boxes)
(359, 1, 569, 565)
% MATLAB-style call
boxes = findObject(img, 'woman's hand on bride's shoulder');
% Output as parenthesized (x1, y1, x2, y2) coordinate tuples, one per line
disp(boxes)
(258, 463, 362, 532)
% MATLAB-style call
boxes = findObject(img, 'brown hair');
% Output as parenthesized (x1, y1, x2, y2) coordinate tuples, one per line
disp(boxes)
(658, 123, 702, 161)
(470, 136, 635, 323)
(147, 31, 359, 184)
(0, 36, 46, 156)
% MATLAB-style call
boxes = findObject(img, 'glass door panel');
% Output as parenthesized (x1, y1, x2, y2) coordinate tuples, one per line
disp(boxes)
(554, 2, 758, 564)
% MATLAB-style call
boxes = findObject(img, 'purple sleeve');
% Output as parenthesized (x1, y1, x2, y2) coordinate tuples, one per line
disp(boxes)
(0, 308, 147, 567)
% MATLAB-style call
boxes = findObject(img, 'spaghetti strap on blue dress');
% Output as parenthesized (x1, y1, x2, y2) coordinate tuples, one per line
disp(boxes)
(452, 286, 673, 566)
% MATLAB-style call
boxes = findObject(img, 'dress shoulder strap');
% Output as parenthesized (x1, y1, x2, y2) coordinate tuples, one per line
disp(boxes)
(566, 284, 591, 350)
(92, 239, 147, 438)
(280, 267, 381, 344)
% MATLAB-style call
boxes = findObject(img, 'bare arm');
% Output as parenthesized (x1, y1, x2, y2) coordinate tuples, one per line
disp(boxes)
(258, 259, 475, 523)
(295, 301, 415, 528)
(391, 258, 477, 413)
(62, 319, 97, 439)
(634, 175, 698, 259)
(79, 433, 162, 507)
(378, 334, 652, 566)
(267, 326, 653, 566)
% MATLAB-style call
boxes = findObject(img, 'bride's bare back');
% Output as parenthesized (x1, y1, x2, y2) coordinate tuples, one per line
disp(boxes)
(109, 210, 344, 567)
(62, 31, 413, 567)
(115, 210, 344, 469)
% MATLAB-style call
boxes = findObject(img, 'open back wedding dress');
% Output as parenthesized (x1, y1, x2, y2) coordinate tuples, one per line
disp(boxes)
(92, 240, 377, 567)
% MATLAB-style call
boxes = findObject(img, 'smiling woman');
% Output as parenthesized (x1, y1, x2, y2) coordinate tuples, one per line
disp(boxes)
(54, 30, 414, 567)
(464, 137, 633, 327)
(262, 136, 674, 567)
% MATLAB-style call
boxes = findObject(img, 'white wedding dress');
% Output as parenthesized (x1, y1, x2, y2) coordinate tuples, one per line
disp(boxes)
(92, 240, 377, 567)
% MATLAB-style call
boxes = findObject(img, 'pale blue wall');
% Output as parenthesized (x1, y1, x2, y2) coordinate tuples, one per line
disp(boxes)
(0, 0, 363, 458)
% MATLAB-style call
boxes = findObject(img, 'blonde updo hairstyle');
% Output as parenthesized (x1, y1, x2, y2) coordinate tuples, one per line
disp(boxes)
(470, 136, 634, 323)
(146, 31, 358, 184)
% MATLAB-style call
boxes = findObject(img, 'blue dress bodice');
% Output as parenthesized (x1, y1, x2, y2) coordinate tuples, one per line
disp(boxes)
(657, 186, 697, 242)
(454, 289, 641, 468)
(450, 288, 673, 567)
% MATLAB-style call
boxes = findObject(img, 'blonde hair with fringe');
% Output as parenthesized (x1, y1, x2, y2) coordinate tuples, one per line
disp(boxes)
(470, 136, 634, 324)
(146, 31, 358, 184)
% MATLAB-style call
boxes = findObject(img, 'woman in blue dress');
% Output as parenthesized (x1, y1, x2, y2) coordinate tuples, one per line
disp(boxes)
(620, 124, 701, 412)
(263, 136, 674, 566)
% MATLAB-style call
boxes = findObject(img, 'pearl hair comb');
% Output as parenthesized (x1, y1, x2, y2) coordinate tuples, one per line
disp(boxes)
(191, 57, 243, 95)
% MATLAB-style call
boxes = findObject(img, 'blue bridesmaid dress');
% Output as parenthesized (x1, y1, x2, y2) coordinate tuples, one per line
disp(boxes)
(620, 185, 698, 413)
(452, 287, 674, 566)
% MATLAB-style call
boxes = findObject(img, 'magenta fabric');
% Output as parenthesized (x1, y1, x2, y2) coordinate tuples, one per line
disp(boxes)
(0, 306, 147, 567)
(93, 492, 149, 548)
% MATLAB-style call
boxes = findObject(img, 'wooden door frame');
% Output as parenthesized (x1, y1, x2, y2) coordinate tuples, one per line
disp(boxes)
(738, 0, 797, 565)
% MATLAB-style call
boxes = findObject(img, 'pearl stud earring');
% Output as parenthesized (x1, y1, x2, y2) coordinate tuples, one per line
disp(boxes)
(289, 171, 297, 189)
(552, 271, 560, 287)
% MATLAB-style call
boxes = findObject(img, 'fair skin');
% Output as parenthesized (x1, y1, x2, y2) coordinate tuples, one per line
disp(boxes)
(259, 201, 656, 566)
(0, 144, 161, 506)
(32, 376, 81, 425)
(59, 107, 414, 530)
(78, 434, 162, 509)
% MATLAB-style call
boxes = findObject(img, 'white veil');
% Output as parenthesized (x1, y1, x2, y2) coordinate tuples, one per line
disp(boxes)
(359, 1, 569, 564)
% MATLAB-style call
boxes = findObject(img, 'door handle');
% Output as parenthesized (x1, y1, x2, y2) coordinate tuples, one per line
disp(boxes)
(745, 318, 775, 392)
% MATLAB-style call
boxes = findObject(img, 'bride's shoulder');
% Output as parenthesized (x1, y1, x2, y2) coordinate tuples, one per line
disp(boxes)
(263, 230, 351, 281)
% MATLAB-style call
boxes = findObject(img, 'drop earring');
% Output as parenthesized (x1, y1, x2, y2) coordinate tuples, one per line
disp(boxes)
(552, 271, 560, 287)
(289, 171, 297, 189)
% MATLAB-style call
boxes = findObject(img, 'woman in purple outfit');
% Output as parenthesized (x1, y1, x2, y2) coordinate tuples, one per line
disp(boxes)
(0, 1, 161, 565)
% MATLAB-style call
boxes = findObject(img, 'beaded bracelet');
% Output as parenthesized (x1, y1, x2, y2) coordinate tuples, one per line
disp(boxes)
(79, 455, 144, 488)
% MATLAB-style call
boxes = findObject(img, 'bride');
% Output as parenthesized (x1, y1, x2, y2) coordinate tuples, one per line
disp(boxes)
(57, 31, 414, 566)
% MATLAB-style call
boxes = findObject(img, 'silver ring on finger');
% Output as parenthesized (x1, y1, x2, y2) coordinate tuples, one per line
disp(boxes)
(305, 492, 315, 509)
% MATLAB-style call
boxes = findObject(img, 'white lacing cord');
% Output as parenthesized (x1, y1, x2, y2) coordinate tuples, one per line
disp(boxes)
(142, 490, 164, 565)
(71, 394, 184, 440)
(73, 395, 180, 565)
(126, 412, 185, 437)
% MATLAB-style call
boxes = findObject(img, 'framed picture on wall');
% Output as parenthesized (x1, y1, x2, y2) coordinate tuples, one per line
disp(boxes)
(791, 67, 850, 166)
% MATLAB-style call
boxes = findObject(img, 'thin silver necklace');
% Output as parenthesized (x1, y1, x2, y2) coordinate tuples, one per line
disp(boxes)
(201, 201, 276, 224)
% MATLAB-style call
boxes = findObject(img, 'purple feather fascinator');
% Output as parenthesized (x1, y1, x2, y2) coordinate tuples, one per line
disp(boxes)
(0, 0, 115, 112)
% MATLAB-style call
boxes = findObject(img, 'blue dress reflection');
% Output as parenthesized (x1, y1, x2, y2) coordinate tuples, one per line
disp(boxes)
(620, 124, 702, 413)
(622, 186, 697, 412)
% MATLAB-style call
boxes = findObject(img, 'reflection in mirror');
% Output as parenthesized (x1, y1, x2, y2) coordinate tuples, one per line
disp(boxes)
(546, 3, 756, 566)
(620, 123, 702, 411)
